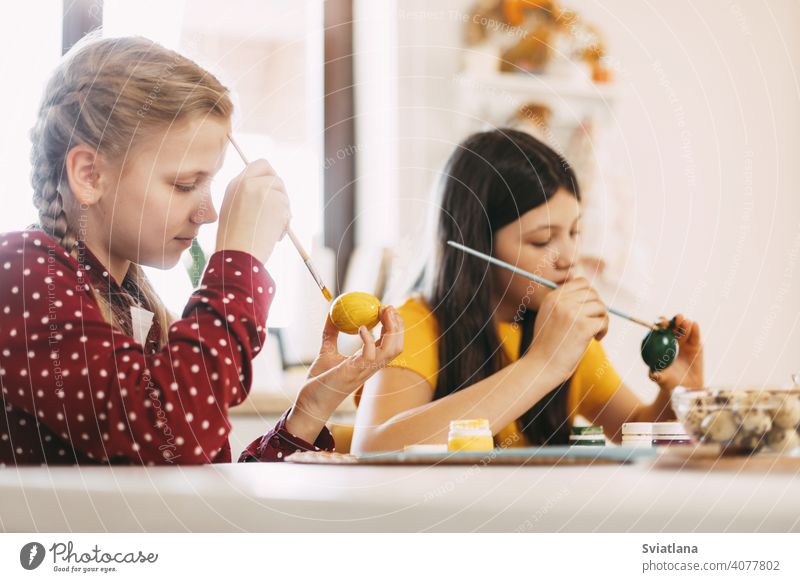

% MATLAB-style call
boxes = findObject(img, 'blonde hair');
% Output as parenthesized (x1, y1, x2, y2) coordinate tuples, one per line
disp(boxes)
(30, 35, 233, 348)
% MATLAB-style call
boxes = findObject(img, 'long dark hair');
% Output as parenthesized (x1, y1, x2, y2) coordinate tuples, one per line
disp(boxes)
(426, 129, 580, 445)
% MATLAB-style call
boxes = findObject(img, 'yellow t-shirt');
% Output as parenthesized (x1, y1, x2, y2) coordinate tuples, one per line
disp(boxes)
(384, 295, 623, 447)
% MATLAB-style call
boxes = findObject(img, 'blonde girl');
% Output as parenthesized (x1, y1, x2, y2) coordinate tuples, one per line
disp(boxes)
(0, 36, 402, 465)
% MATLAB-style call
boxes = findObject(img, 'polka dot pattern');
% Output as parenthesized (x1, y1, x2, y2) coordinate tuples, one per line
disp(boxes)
(0, 231, 323, 465)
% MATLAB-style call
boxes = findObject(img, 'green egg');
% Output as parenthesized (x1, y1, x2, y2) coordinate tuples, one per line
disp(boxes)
(641, 318, 679, 372)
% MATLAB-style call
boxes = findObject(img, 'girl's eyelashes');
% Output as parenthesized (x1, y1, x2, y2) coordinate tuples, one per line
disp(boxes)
(173, 177, 213, 193)
(529, 231, 579, 247)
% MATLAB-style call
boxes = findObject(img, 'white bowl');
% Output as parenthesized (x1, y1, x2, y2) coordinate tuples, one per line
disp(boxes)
(671, 386, 800, 454)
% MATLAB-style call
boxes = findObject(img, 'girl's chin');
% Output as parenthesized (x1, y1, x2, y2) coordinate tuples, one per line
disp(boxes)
(138, 247, 186, 270)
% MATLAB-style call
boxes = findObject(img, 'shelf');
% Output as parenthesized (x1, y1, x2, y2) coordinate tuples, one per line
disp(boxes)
(455, 71, 621, 103)
(454, 71, 621, 132)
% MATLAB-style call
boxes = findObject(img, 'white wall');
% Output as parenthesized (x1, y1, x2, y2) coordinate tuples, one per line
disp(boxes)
(0, 2, 62, 234)
(355, 0, 800, 393)
(576, 1, 800, 391)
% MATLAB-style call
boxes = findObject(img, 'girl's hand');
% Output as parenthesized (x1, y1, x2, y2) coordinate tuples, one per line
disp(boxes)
(215, 159, 291, 263)
(286, 307, 404, 442)
(309, 305, 404, 398)
(649, 314, 704, 391)
(530, 277, 609, 382)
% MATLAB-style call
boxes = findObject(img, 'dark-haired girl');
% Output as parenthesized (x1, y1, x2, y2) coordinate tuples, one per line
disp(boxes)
(352, 129, 703, 452)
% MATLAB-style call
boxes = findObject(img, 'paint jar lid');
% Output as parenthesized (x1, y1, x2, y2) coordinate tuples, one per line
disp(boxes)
(450, 418, 489, 430)
(449, 419, 491, 436)
(652, 422, 688, 436)
(571, 425, 604, 436)
(622, 422, 653, 435)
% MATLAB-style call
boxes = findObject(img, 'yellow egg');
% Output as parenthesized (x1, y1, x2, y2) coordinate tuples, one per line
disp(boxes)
(329, 292, 382, 334)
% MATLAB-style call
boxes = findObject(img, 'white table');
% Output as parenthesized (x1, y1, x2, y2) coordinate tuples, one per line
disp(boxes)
(1, 460, 798, 532)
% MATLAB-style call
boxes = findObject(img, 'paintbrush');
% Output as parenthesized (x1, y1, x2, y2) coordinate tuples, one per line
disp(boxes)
(228, 134, 333, 302)
(447, 240, 657, 331)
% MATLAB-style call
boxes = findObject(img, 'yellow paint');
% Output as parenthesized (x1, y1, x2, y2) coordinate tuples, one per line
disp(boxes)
(447, 418, 493, 452)
(447, 434, 495, 452)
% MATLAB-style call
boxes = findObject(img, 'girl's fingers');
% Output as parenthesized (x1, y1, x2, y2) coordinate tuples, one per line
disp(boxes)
(372, 307, 386, 349)
(677, 320, 689, 342)
(243, 158, 277, 178)
(562, 277, 591, 291)
(384, 306, 404, 336)
(566, 287, 599, 303)
(673, 313, 686, 332)
(590, 312, 610, 341)
(580, 299, 608, 317)
(320, 315, 340, 353)
(377, 308, 404, 362)
(349, 307, 404, 378)
(359, 325, 377, 362)
(684, 320, 701, 347)
(671, 314, 695, 344)
(375, 306, 400, 342)
(692, 321, 702, 343)
(380, 305, 397, 331)
(374, 306, 392, 346)
(663, 314, 702, 353)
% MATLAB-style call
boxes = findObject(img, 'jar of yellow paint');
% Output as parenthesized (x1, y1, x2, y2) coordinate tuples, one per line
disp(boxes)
(447, 419, 494, 452)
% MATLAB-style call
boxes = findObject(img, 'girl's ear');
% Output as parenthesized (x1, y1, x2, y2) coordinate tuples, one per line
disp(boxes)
(65, 144, 103, 206)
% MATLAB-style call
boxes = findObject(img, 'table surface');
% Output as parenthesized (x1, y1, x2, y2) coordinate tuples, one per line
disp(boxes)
(2, 457, 799, 532)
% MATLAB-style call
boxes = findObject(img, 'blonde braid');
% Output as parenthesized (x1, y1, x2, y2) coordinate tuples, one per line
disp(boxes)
(31, 158, 78, 255)
(30, 67, 78, 255)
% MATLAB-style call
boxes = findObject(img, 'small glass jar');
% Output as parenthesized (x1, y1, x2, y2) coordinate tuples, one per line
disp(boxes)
(651, 422, 692, 446)
(447, 419, 494, 452)
(622, 422, 653, 448)
(569, 425, 606, 446)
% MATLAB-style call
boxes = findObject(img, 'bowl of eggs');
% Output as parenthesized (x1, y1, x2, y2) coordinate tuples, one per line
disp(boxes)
(671, 386, 800, 454)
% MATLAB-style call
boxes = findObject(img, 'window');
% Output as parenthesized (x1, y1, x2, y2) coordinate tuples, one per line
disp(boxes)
(0, 2, 63, 234)
(103, 0, 326, 328)
(2, 0, 352, 365)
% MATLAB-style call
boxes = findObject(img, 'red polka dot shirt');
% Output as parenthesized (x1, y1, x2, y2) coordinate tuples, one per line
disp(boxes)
(0, 230, 333, 466)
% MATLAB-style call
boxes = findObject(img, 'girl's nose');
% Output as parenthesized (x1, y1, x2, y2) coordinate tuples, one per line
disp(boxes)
(191, 189, 218, 225)
(554, 252, 573, 270)
(554, 239, 578, 269)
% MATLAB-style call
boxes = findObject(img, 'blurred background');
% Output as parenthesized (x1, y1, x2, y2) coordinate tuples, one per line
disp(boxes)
(2, 1, 799, 449)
